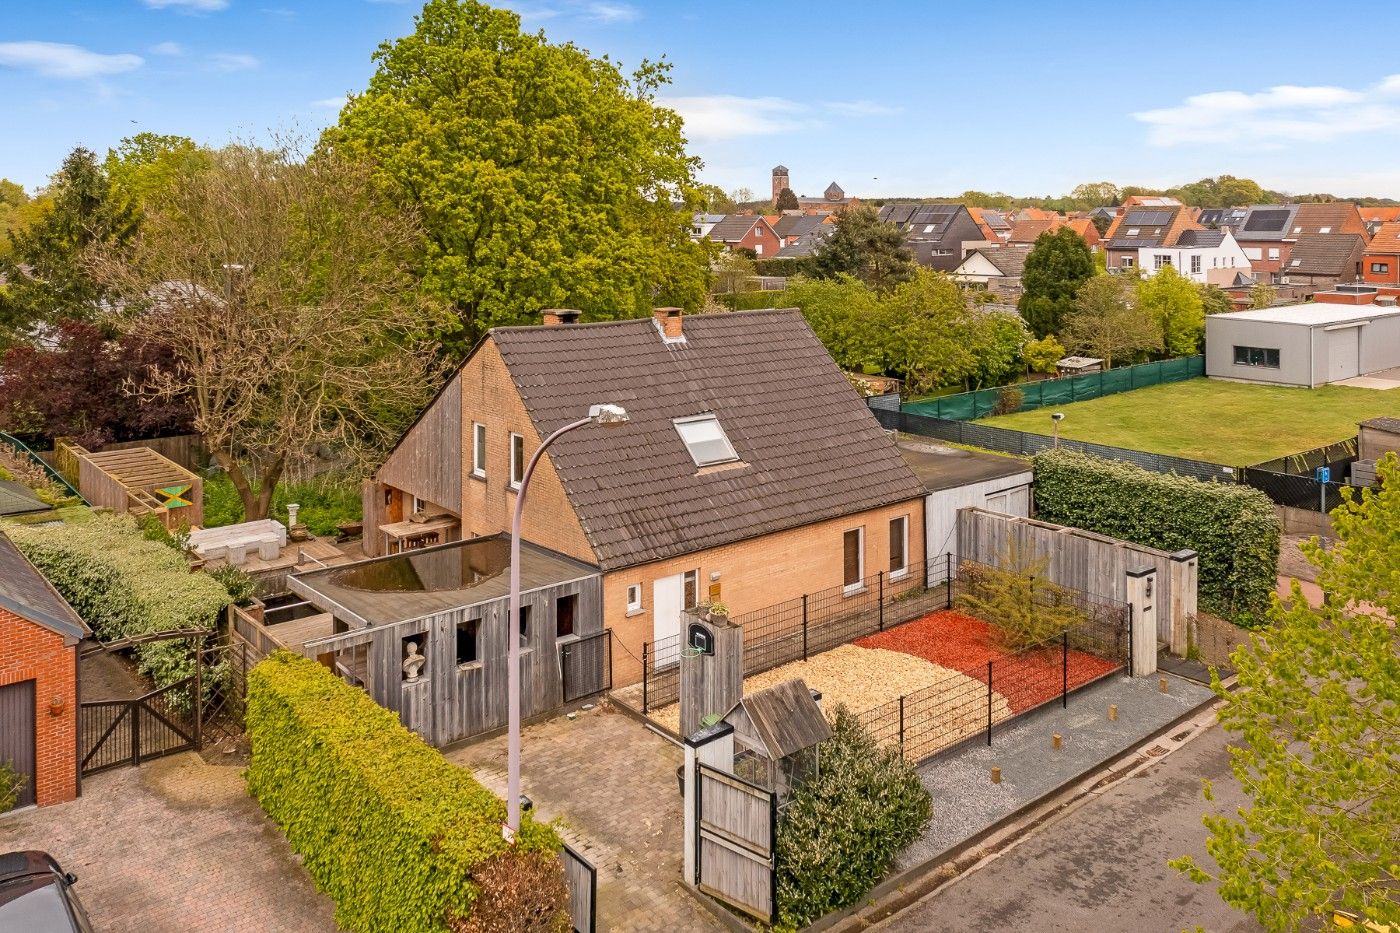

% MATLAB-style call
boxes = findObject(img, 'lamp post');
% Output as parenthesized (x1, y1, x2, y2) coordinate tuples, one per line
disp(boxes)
(1051, 411, 1065, 448)
(505, 403, 629, 840)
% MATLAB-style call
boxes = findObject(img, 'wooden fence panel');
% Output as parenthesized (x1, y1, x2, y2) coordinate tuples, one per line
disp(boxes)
(696, 764, 775, 923)
(560, 843, 596, 933)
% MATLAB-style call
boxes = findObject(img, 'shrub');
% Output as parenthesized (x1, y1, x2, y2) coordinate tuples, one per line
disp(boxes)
(1032, 449, 1280, 621)
(992, 385, 1025, 416)
(775, 706, 931, 930)
(0, 760, 26, 812)
(6, 513, 231, 685)
(208, 564, 257, 607)
(447, 851, 570, 933)
(202, 469, 362, 536)
(956, 542, 1086, 650)
(246, 652, 565, 933)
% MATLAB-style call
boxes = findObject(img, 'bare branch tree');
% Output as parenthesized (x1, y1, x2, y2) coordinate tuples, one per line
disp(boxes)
(94, 140, 448, 520)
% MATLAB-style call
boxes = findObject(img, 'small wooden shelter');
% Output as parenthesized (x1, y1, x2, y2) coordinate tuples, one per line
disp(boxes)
(58, 441, 203, 530)
(723, 678, 830, 796)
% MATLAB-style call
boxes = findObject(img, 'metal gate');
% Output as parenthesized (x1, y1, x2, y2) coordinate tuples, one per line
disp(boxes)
(560, 630, 612, 704)
(694, 763, 777, 924)
(560, 841, 596, 933)
(79, 675, 200, 775)
(0, 680, 36, 809)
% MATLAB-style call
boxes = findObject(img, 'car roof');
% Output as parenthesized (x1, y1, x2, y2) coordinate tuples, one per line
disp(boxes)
(0, 850, 62, 884)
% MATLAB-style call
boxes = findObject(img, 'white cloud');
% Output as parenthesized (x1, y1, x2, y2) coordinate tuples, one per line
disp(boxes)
(663, 95, 820, 141)
(0, 41, 143, 79)
(151, 41, 184, 56)
(825, 100, 901, 117)
(311, 95, 347, 110)
(585, 2, 637, 22)
(209, 52, 259, 72)
(143, 0, 229, 10)
(1135, 76, 1400, 146)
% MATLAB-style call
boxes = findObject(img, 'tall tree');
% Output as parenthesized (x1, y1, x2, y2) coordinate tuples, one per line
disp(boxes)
(1070, 181, 1122, 206)
(331, 0, 709, 352)
(964, 308, 1028, 388)
(1251, 283, 1277, 309)
(104, 133, 210, 219)
(774, 187, 800, 211)
(1198, 283, 1233, 316)
(786, 275, 883, 374)
(1137, 265, 1205, 356)
(1173, 453, 1400, 931)
(0, 179, 29, 258)
(880, 269, 976, 393)
(1061, 274, 1161, 367)
(1018, 227, 1094, 338)
(93, 143, 447, 520)
(809, 204, 915, 294)
(0, 148, 136, 344)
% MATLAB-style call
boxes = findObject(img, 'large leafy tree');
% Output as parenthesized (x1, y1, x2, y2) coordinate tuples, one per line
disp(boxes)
(1062, 274, 1161, 367)
(1198, 283, 1233, 316)
(1137, 265, 1205, 356)
(808, 204, 915, 294)
(0, 179, 31, 258)
(331, 0, 709, 352)
(103, 133, 210, 219)
(1017, 227, 1094, 338)
(93, 142, 447, 521)
(881, 268, 977, 393)
(786, 275, 884, 374)
(1173, 453, 1400, 931)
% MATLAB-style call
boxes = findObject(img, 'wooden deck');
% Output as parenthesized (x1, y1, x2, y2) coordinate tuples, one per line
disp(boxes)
(263, 613, 336, 653)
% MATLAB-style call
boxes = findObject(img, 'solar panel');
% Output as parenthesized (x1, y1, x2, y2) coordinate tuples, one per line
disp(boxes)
(1244, 209, 1290, 232)
(1124, 209, 1172, 226)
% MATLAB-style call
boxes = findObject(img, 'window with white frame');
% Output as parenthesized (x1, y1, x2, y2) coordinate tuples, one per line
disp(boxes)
(754, 243, 764, 255)
(888, 516, 908, 579)
(1190, 254, 1202, 274)
(1372, 262, 1390, 273)
(1126, 227, 1140, 236)
(1244, 247, 1262, 260)
(1268, 247, 1280, 260)
(682, 569, 699, 608)
(843, 527, 864, 593)
(1120, 256, 1135, 268)
(1318, 226, 1331, 234)
(1154, 254, 1171, 270)
(673, 414, 739, 467)
(472, 423, 487, 478)
(626, 584, 642, 614)
(509, 433, 525, 489)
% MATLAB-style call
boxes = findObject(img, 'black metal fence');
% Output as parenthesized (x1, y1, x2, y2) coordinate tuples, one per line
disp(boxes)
(1239, 468, 1351, 512)
(79, 675, 200, 775)
(561, 630, 613, 704)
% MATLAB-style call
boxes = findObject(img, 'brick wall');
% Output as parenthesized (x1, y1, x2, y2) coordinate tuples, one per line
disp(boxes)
(0, 608, 78, 807)
(602, 497, 926, 685)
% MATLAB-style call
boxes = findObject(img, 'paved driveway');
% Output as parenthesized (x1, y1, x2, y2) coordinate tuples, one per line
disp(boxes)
(875, 722, 1262, 933)
(0, 753, 338, 933)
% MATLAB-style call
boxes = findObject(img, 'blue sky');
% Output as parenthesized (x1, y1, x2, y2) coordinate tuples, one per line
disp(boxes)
(8, 1, 1400, 199)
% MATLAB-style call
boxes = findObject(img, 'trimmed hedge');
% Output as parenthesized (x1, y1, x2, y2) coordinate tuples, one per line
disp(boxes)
(1032, 449, 1280, 621)
(245, 652, 564, 933)
(6, 513, 231, 684)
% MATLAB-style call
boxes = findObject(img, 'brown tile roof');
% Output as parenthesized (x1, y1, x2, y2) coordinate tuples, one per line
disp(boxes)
(0, 532, 89, 643)
(1006, 218, 1058, 243)
(982, 246, 1031, 276)
(1360, 207, 1400, 224)
(1285, 234, 1366, 276)
(1367, 221, 1400, 254)
(492, 310, 927, 571)
(707, 214, 771, 243)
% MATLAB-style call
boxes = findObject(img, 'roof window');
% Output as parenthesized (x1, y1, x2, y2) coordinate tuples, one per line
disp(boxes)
(674, 414, 739, 467)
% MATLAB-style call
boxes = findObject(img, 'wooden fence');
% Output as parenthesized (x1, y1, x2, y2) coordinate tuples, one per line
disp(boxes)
(693, 763, 776, 923)
(560, 842, 596, 933)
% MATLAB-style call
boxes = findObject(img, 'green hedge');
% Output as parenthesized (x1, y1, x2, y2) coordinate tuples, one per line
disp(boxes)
(6, 513, 231, 684)
(754, 257, 807, 277)
(775, 707, 931, 930)
(1032, 449, 1280, 621)
(246, 652, 564, 933)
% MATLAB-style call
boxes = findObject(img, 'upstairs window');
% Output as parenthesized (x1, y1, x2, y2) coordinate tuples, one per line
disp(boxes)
(1318, 226, 1332, 234)
(1190, 255, 1202, 274)
(674, 414, 739, 467)
(472, 423, 487, 478)
(509, 433, 525, 489)
(1372, 262, 1390, 273)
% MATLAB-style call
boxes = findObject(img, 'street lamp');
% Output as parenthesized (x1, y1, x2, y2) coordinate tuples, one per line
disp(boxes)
(505, 403, 629, 840)
(1051, 412, 1064, 448)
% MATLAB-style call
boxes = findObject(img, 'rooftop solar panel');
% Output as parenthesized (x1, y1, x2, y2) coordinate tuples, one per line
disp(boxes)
(1124, 209, 1172, 225)
(1244, 209, 1290, 232)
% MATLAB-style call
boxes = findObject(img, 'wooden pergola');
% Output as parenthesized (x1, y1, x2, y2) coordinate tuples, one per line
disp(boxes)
(60, 442, 204, 529)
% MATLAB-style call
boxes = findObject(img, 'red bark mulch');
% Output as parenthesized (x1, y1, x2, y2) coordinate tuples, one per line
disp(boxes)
(855, 610, 1120, 713)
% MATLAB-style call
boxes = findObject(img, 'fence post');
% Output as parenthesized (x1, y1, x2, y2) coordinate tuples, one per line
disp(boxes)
(986, 661, 993, 746)
(898, 695, 905, 755)
(132, 700, 141, 767)
(878, 572, 885, 631)
(1061, 630, 1068, 709)
(1127, 605, 1134, 677)
(194, 640, 204, 749)
(641, 642, 649, 714)
(945, 552, 953, 609)
(802, 594, 809, 661)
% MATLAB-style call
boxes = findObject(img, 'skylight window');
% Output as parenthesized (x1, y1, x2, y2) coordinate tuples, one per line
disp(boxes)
(674, 414, 738, 467)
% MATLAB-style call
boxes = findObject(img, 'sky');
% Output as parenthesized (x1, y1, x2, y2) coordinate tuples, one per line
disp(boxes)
(8, 1, 1400, 199)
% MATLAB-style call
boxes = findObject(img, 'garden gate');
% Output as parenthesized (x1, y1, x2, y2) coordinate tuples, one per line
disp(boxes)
(560, 842, 596, 933)
(692, 762, 777, 924)
(79, 675, 201, 775)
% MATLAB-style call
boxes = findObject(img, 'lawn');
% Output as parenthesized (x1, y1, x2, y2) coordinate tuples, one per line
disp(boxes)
(975, 378, 1400, 465)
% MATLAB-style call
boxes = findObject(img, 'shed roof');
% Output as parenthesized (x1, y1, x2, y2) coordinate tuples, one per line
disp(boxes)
(0, 532, 89, 644)
(0, 479, 49, 516)
(726, 678, 830, 759)
(1360, 416, 1400, 433)
(1212, 303, 1400, 326)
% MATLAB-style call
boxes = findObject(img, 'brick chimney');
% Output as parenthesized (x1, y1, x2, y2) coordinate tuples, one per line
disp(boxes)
(541, 308, 581, 326)
(652, 307, 684, 341)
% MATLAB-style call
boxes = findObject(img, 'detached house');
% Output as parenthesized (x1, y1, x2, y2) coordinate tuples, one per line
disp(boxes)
(360, 308, 928, 686)
(1138, 229, 1251, 285)
(951, 246, 1031, 297)
(1104, 205, 1200, 272)
(1280, 234, 1366, 289)
(1362, 221, 1400, 286)
(705, 214, 782, 256)
(877, 203, 985, 271)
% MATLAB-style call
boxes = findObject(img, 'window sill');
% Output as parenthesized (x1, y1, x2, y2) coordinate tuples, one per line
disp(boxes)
(889, 568, 909, 582)
(843, 584, 866, 597)
(626, 607, 645, 617)
(457, 660, 482, 673)
(470, 470, 486, 482)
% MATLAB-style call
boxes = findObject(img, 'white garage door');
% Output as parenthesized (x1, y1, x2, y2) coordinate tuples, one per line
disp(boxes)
(1327, 328, 1360, 382)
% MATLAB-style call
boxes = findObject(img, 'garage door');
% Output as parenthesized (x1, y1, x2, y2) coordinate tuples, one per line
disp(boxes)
(1327, 328, 1360, 382)
(0, 679, 36, 809)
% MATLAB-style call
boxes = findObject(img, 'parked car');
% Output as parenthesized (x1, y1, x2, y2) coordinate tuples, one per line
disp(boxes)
(0, 850, 95, 932)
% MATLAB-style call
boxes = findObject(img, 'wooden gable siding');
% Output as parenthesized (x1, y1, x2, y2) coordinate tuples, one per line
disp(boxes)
(377, 372, 464, 513)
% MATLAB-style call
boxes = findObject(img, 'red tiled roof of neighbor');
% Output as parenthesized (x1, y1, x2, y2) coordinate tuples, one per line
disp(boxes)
(1367, 221, 1400, 253)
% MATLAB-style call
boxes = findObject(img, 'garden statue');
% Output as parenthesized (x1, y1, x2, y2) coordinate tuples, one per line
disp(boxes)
(402, 641, 426, 682)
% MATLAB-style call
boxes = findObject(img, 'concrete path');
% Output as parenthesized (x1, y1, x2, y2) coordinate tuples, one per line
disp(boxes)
(0, 753, 338, 933)
(875, 721, 1261, 933)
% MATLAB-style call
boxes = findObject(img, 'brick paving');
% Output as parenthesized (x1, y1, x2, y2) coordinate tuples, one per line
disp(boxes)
(0, 752, 338, 933)
(445, 702, 722, 932)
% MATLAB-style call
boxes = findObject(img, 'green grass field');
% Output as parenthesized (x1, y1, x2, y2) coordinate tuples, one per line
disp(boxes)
(976, 378, 1400, 465)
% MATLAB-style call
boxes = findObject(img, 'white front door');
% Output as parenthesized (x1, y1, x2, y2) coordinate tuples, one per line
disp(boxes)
(653, 574, 684, 650)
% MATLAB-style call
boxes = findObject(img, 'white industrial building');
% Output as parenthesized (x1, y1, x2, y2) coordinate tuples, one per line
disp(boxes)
(1205, 301, 1400, 387)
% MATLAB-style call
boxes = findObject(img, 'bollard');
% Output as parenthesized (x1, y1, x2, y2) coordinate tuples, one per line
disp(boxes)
(1052, 733, 1062, 750)
(990, 766, 1002, 784)
(1159, 677, 1170, 694)
(1108, 704, 1118, 721)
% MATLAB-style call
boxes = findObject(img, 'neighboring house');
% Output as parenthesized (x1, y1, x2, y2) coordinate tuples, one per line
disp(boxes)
(1280, 234, 1366, 290)
(877, 203, 986, 271)
(1230, 204, 1300, 282)
(1137, 229, 1251, 284)
(771, 212, 832, 247)
(0, 531, 88, 809)
(776, 224, 835, 259)
(968, 207, 1012, 242)
(705, 214, 783, 256)
(1104, 205, 1200, 272)
(1362, 221, 1400, 286)
(359, 307, 930, 686)
(1006, 217, 1102, 252)
(691, 213, 726, 240)
(1205, 303, 1400, 387)
(950, 246, 1031, 297)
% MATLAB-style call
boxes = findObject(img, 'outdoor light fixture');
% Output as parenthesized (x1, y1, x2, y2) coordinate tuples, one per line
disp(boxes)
(1051, 412, 1065, 448)
(505, 403, 629, 841)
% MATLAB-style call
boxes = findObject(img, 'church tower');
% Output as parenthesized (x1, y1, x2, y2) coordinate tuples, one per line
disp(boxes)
(771, 165, 790, 205)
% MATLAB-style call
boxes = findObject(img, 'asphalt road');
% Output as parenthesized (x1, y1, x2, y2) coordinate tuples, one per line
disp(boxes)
(877, 722, 1264, 933)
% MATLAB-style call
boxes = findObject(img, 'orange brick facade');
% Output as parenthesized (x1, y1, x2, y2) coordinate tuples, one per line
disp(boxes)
(0, 608, 79, 807)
